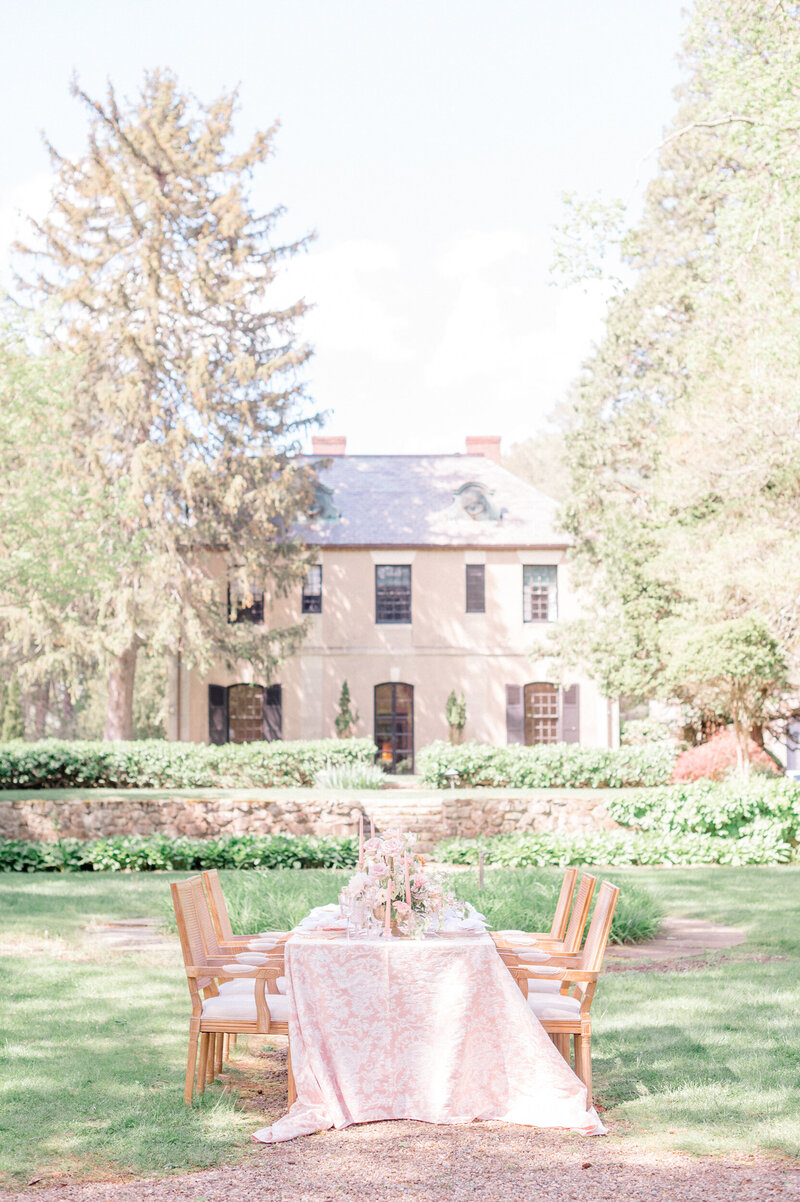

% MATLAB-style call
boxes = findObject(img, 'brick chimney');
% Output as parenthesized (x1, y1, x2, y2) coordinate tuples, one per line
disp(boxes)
(311, 435, 347, 456)
(465, 435, 501, 464)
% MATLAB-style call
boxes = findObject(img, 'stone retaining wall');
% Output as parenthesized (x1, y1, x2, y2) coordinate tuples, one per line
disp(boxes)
(0, 790, 621, 851)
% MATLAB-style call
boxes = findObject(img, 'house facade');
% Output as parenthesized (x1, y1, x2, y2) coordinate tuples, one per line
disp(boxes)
(166, 436, 619, 768)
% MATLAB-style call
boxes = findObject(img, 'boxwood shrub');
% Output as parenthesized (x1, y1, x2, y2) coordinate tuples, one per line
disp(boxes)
(418, 740, 676, 789)
(0, 737, 377, 790)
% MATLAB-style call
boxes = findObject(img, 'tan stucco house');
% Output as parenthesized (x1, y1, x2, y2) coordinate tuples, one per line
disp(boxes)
(166, 435, 619, 769)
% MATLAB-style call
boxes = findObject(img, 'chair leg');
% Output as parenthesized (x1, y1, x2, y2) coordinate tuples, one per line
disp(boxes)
(214, 1031, 224, 1077)
(287, 1041, 297, 1107)
(554, 1033, 570, 1064)
(574, 1032, 592, 1108)
(185, 1028, 200, 1104)
(206, 1034, 217, 1084)
(197, 1032, 210, 1096)
(222, 1033, 230, 1061)
(230, 1034, 238, 1049)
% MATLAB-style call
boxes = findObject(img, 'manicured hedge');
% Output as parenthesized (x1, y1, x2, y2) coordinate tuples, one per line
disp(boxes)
(418, 740, 676, 789)
(0, 833, 360, 873)
(0, 737, 377, 790)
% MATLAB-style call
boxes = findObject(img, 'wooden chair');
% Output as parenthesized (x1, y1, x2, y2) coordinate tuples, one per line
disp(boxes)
(171, 878, 295, 1105)
(494, 871, 596, 974)
(202, 868, 289, 949)
(508, 879, 620, 1106)
(491, 866, 578, 947)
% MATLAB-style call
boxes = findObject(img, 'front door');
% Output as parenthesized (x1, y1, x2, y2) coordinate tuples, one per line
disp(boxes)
(374, 682, 414, 773)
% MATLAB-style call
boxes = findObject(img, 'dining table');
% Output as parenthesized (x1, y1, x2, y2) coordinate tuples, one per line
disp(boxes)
(252, 924, 605, 1143)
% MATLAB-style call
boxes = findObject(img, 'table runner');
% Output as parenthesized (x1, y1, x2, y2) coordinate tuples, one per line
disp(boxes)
(253, 933, 605, 1142)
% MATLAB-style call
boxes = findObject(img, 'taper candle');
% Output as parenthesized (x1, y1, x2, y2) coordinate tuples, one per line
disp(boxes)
(404, 852, 411, 906)
(358, 815, 364, 868)
(385, 881, 392, 938)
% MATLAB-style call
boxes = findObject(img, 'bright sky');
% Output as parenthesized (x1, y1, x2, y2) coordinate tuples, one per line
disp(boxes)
(0, 0, 686, 454)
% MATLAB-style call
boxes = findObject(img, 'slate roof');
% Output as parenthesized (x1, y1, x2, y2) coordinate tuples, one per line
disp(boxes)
(293, 455, 566, 548)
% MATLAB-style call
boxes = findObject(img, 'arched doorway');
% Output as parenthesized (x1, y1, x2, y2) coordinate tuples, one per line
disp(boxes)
(524, 682, 559, 745)
(208, 683, 282, 744)
(374, 682, 414, 773)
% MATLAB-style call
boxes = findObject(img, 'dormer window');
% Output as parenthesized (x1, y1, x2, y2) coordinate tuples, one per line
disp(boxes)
(451, 482, 503, 522)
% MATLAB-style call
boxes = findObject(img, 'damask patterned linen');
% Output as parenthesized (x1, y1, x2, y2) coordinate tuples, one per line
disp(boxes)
(252, 932, 605, 1142)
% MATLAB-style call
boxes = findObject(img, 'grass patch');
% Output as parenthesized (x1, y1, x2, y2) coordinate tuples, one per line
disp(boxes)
(0, 865, 798, 1186)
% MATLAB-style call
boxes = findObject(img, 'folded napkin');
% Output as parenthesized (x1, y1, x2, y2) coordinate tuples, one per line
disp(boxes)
(293, 904, 343, 932)
(438, 903, 489, 934)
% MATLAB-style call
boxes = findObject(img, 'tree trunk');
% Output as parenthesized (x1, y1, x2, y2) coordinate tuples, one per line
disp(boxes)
(732, 715, 750, 779)
(105, 644, 138, 741)
(33, 681, 50, 739)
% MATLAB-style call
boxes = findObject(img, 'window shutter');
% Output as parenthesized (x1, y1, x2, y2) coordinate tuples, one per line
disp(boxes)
(262, 684, 283, 742)
(506, 685, 524, 745)
(560, 684, 580, 744)
(208, 685, 229, 745)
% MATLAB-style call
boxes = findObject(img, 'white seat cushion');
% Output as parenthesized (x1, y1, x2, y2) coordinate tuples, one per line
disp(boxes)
(525, 992, 582, 1021)
(219, 976, 287, 996)
(525, 979, 561, 994)
(202, 991, 289, 1025)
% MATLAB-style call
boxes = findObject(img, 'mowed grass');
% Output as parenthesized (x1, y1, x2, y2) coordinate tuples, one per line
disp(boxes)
(0, 866, 798, 1188)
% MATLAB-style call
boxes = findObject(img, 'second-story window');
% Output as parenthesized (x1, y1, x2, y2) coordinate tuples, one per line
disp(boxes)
(523, 565, 558, 622)
(465, 564, 486, 613)
(376, 565, 411, 623)
(302, 565, 323, 614)
(228, 581, 264, 624)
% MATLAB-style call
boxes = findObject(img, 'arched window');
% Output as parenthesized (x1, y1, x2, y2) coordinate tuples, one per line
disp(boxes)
(524, 682, 559, 745)
(374, 682, 414, 773)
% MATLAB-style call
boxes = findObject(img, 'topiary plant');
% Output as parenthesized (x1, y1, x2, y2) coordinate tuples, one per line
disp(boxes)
(445, 690, 467, 745)
(334, 680, 360, 738)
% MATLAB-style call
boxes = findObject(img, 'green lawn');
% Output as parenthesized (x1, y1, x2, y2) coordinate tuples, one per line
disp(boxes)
(0, 866, 797, 1188)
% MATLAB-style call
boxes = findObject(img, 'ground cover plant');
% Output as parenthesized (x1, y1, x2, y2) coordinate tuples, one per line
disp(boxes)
(0, 833, 361, 873)
(436, 777, 800, 866)
(0, 737, 377, 790)
(1, 865, 799, 1188)
(418, 739, 676, 788)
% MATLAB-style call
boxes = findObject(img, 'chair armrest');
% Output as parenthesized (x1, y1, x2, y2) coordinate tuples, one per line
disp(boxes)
(510, 965, 599, 984)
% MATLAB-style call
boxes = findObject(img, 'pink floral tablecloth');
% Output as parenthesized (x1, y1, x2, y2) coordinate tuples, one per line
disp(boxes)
(253, 933, 605, 1142)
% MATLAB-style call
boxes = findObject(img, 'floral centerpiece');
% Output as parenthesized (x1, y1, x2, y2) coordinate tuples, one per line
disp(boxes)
(342, 826, 471, 937)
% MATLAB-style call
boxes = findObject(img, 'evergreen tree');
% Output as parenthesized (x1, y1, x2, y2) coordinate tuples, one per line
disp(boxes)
(13, 72, 321, 739)
(334, 680, 359, 738)
(445, 690, 467, 744)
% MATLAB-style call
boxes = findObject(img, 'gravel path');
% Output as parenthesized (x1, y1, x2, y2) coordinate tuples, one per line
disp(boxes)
(5, 1124, 799, 1202)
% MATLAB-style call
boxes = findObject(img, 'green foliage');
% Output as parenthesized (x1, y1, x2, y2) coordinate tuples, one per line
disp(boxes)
(418, 739, 676, 788)
(334, 680, 359, 739)
(664, 617, 789, 771)
(0, 677, 24, 741)
(553, 2, 800, 710)
(11, 71, 322, 738)
(313, 762, 385, 790)
(435, 827, 794, 868)
(620, 717, 675, 745)
(445, 690, 467, 742)
(0, 833, 360, 873)
(437, 777, 800, 868)
(0, 736, 376, 789)
(606, 777, 800, 841)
